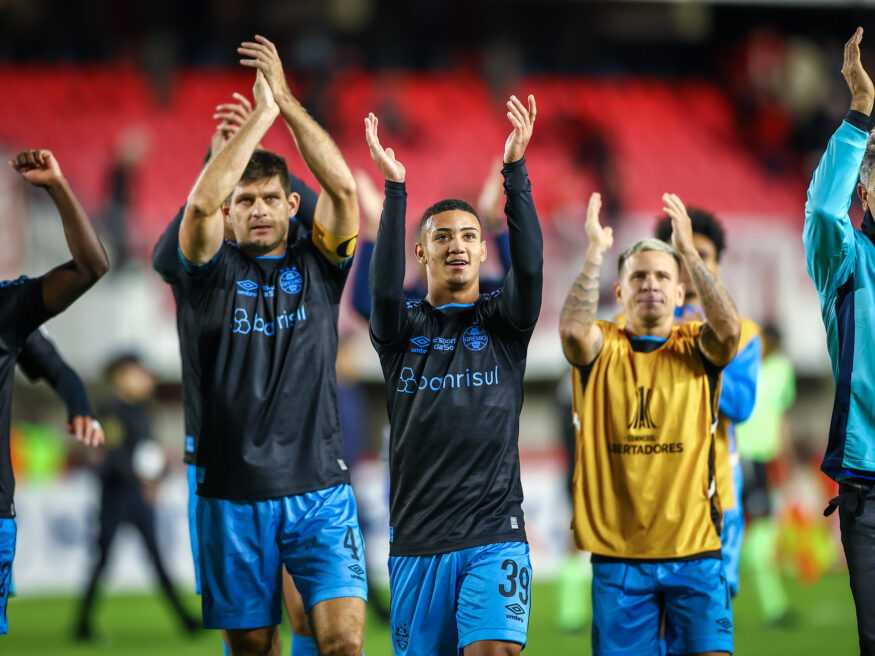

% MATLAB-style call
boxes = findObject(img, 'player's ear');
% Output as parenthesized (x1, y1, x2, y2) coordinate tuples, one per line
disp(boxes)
(221, 201, 231, 221)
(287, 191, 301, 218)
(614, 281, 623, 306)
(414, 242, 426, 264)
(858, 183, 869, 211)
(479, 240, 487, 263)
(675, 282, 686, 307)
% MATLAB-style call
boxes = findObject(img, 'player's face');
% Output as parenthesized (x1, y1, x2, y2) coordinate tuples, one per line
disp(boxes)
(415, 210, 487, 291)
(225, 176, 296, 256)
(112, 363, 155, 402)
(616, 250, 685, 327)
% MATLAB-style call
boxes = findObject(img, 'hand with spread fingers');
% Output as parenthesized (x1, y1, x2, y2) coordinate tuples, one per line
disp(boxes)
(503, 94, 537, 164)
(843, 26, 875, 115)
(10, 149, 64, 188)
(584, 192, 613, 254)
(211, 92, 255, 155)
(365, 113, 406, 183)
(662, 193, 696, 259)
(239, 35, 292, 102)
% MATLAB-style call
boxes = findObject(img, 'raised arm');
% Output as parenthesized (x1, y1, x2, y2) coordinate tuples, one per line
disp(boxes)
(179, 71, 278, 265)
(559, 193, 613, 366)
(497, 94, 543, 328)
(18, 330, 103, 446)
(664, 193, 740, 366)
(803, 27, 873, 294)
(350, 170, 383, 321)
(364, 113, 408, 343)
(10, 150, 110, 315)
(477, 158, 513, 274)
(239, 35, 358, 245)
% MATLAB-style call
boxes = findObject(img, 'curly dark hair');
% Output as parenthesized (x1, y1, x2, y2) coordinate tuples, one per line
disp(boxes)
(654, 207, 726, 261)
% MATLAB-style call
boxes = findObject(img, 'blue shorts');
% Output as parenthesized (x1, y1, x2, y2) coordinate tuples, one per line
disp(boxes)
(389, 542, 531, 655)
(197, 483, 368, 630)
(187, 464, 201, 595)
(592, 558, 733, 656)
(721, 459, 745, 597)
(0, 518, 15, 635)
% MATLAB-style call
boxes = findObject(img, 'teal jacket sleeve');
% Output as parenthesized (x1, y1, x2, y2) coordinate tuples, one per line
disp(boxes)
(803, 118, 868, 294)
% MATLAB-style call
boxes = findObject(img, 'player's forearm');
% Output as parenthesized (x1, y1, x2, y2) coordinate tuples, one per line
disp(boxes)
(501, 158, 543, 325)
(559, 246, 605, 364)
(51, 363, 94, 421)
(369, 181, 407, 341)
(46, 179, 110, 281)
(683, 251, 740, 346)
(277, 90, 356, 207)
(187, 106, 277, 218)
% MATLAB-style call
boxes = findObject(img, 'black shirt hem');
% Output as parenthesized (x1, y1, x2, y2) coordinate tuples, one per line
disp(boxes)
(590, 549, 722, 564)
(389, 532, 527, 557)
(196, 475, 350, 501)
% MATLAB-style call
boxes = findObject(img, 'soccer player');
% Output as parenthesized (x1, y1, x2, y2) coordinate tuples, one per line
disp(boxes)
(178, 34, 365, 656)
(803, 26, 875, 654)
(2, 148, 110, 635)
(653, 210, 762, 599)
(75, 354, 199, 640)
(152, 92, 321, 656)
(560, 192, 740, 656)
(365, 93, 542, 655)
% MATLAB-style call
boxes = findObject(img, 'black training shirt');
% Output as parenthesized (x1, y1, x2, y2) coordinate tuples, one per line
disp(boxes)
(370, 158, 543, 556)
(152, 174, 317, 464)
(0, 276, 51, 517)
(179, 234, 351, 500)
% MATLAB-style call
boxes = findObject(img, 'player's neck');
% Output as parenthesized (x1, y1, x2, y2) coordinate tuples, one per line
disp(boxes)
(624, 317, 673, 339)
(426, 281, 480, 308)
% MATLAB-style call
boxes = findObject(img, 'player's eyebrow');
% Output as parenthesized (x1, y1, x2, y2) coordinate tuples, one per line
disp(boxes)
(433, 226, 480, 234)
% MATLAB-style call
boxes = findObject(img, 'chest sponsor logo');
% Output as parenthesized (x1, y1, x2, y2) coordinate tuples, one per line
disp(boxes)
(409, 336, 431, 354)
(433, 337, 456, 351)
(231, 304, 307, 336)
(278, 267, 303, 295)
(462, 324, 488, 351)
(263, 285, 275, 298)
(236, 279, 259, 297)
(396, 365, 499, 394)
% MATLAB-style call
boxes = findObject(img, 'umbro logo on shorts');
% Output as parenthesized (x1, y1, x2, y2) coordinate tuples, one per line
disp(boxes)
(716, 617, 733, 634)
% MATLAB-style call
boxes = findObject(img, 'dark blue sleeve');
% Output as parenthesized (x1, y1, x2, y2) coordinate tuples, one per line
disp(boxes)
(152, 207, 185, 283)
(290, 172, 318, 231)
(718, 335, 762, 422)
(18, 330, 93, 420)
(496, 158, 543, 329)
(369, 181, 409, 344)
(351, 240, 375, 321)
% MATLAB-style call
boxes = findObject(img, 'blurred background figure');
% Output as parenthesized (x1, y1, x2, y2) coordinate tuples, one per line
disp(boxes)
(74, 353, 198, 641)
(737, 324, 796, 626)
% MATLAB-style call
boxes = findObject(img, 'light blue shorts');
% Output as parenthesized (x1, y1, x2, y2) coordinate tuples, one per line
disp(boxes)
(186, 464, 201, 595)
(197, 483, 368, 630)
(389, 542, 531, 655)
(721, 459, 745, 597)
(0, 518, 15, 635)
(592, 558, 733, 655)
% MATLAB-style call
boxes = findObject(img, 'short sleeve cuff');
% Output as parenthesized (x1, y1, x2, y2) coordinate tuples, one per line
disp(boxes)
(845, 110, 870, 133)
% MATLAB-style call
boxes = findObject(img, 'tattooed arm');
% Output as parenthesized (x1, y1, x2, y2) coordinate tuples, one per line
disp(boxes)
(663, 193, 740, 366)
(560, 193, 613, 366)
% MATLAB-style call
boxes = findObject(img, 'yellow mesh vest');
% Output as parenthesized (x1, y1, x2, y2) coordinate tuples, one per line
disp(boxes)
(571, 320, 723, 559)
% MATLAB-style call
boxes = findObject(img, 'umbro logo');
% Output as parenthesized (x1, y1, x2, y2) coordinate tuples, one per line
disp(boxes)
(236, 280, 259, 297)
(505, 604, 526, 616)
(348, 564, 365, 576)
(715, 617, 732, 634)
(409, 335, 431, 354)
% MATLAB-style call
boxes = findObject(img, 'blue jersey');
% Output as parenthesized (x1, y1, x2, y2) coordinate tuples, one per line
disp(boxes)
(804, 113, 875, 479)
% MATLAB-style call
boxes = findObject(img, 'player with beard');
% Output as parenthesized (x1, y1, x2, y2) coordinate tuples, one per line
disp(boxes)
(366, 93, 541, 655)
(561, 192, 740, 656)
(178, 35, 364, 656)
(1, 148, 109, 635)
